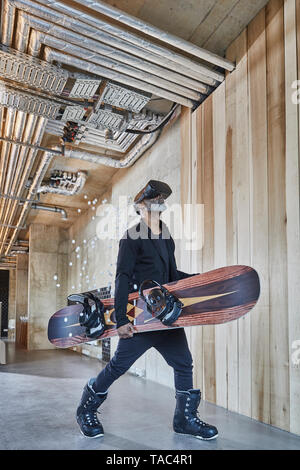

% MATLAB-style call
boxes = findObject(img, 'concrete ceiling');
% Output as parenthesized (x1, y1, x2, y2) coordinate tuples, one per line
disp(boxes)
(100, 0, 269, 56)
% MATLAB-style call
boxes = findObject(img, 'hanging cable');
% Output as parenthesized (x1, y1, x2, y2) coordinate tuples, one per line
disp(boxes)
(125, 103, 179, 135)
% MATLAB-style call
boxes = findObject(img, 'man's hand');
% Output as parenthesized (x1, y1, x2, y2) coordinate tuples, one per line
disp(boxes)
(117, 322, 137, 339)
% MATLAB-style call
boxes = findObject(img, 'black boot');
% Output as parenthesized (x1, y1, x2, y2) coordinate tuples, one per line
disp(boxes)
(173, 389, 218, 440)
(76, 378, 108, 438)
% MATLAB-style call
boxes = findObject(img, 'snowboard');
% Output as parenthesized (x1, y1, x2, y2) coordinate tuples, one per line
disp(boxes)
(48, 265, 260, 348)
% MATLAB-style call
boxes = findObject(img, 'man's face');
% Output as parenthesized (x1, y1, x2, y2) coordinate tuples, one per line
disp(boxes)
(143, 194, 167, 213)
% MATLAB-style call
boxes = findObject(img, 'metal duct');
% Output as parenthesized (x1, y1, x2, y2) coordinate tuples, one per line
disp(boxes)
(37, 170, 87, 196)
(30, 203, 68, 220)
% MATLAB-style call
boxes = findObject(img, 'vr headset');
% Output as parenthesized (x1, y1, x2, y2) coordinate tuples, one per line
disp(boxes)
(134, 180, 172, 204)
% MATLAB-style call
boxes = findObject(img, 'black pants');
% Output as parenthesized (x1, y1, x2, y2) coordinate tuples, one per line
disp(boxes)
(94, 328, 194, 393)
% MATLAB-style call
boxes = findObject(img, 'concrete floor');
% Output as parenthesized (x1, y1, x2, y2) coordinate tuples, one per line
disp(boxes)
(1, 342, 300, 451)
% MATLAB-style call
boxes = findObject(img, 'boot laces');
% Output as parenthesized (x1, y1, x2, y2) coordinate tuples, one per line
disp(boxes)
(195, 414, 206, 426)
(191, 410, 206, 426)
(85, 410, 101, 426)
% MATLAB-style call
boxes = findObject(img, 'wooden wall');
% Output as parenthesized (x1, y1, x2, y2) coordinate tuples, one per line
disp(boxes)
(181, 0, 300, 435)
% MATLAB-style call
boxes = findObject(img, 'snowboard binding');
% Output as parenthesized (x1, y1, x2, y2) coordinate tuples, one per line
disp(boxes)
(139, 280, 183, 326)
(68, 292, 106, 339)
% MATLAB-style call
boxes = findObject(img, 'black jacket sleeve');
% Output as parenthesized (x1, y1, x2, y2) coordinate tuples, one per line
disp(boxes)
(114, 234, 139, 329)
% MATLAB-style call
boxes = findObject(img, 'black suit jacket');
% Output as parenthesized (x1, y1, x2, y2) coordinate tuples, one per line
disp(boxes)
(114, 219, 192, 328)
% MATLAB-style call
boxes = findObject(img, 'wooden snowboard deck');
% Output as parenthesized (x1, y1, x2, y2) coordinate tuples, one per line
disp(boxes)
(48, 265, 260, 348)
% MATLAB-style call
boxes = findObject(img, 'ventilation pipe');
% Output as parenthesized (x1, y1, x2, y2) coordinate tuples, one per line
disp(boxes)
(30, 203, 68, 220)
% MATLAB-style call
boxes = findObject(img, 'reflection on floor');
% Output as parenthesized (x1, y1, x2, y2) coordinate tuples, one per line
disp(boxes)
(1, 342, 300, 450)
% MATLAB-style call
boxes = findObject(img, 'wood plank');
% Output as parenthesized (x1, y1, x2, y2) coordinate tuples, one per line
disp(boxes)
(180, 106, 193, 273)
(266, 0, 290, 432)
(233, 29, 252, 418)
(248, 7, 271, 425)
(225, 35, 239, 413)
(180, 106, 193, 369)
(212, 82, 228, 409)
(190, 106, 204, 391)
(202, 95, 216, 404)
(284, 0, 300, 435)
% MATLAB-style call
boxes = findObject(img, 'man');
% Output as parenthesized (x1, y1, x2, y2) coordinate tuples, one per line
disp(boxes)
(76, 180, 218, 441)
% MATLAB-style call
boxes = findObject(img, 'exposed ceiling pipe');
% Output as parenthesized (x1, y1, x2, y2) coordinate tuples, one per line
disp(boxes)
(0, 108, 16, 195)
(76, 118, 160, 153)
(0, 115, 38, 241)
(2, 117, 49, 257)
(63, 130, 161, 168)
(0, 117, 46, 256)
(1, 240, 29, 248)
(25, 26, 196, 108)
(0, 262, 16, 269)
(1, 0, 15, 46)
(42, 45, 195, 108)
(0, 108, 20, 249)
(11, 0, 213, 93)
(30, 203, 68, 220)
(1, 103, 179, 257)
(8, 0, 224, 84)
(0, 223, 26, 229)
(39, 0, 227, 80)
(76, 0, 235, 71)
(19, 12, 201, 101)
(0, 111, 27, 234)
(4, 147, 53, 256)
(63, 105, 181, 168)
